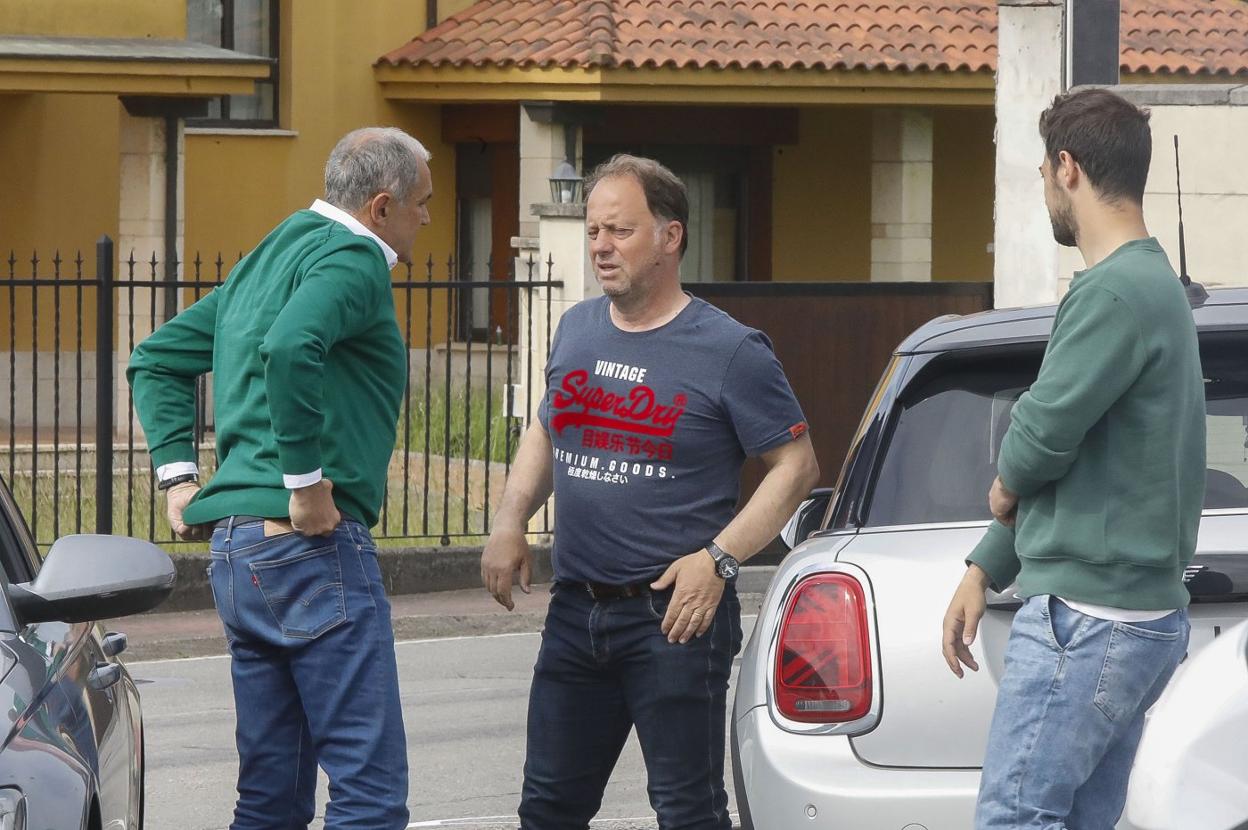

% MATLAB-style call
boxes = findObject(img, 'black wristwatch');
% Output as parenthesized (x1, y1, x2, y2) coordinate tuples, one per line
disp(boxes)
(705, 541, 740, 580)
(158, 472, 199, 490)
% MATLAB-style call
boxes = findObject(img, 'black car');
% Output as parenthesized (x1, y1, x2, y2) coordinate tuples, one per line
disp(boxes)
(0, 478, 174, 829)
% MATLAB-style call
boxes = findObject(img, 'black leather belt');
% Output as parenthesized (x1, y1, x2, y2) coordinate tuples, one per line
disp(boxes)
(214, 515, 269, 528)
(579, 581, 653, 600)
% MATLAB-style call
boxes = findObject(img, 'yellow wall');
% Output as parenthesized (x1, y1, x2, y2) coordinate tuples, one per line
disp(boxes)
(932, 107, 995, 281)
(183, 0, 456, 346)
(0, 93, 122, 350)
(0, 0, 184, 38)
(771, 107, 873, 281)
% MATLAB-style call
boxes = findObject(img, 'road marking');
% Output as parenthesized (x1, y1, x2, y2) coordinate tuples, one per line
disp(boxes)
(127, 616, 758, 668)
(407, 816, 739, 828)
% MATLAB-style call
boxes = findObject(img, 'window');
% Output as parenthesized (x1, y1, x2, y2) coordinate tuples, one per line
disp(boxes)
(187, 0, 280, 127)
(864, 341, 1248, 528)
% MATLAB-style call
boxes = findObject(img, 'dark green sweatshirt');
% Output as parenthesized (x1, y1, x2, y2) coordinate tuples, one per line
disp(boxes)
(127, 210, 407, 527)
(969, 238, 1206, 610)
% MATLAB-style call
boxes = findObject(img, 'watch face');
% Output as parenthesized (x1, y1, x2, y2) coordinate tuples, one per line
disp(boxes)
(718, 558, 740, 579)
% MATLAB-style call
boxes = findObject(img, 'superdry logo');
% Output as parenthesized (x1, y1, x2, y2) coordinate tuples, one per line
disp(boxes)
(550, 369, 687, 437)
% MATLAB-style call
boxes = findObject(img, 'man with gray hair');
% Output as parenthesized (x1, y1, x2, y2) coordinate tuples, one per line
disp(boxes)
(128, 126, 432, 829)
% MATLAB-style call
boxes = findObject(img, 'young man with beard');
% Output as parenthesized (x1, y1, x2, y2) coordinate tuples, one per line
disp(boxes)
(941, 89, 1205, 829)
(481, 154, 819, 829)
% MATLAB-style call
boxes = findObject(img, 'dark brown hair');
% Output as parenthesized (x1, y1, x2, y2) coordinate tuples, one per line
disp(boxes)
(1039, 88, 1152, 204)
(585, 154, 689, 256)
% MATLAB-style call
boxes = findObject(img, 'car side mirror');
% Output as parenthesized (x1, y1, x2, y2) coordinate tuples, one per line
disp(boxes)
(779, 488, 835, 550)
(6, 535, 176, 625)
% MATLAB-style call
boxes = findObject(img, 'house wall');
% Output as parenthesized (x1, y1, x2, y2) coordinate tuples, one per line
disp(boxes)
(184, 0, 455, 347)
(771, 107, 873, 281)
(0, 0, 184, 38)
(772, 105, 995, 282)
(932, 107, 995, 281)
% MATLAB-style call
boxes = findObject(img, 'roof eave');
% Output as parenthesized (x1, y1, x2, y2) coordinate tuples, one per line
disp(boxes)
(374, 64, 996, 106)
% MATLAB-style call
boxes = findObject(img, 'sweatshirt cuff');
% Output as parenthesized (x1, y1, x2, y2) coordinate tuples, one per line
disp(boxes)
(966, 520, 1022, 592)
(150, 442, 196, 472)
(277, 439, 322, 486)
(997, 447, 1048, 498)
(284, 469, 323, 489)
(156, 461, 200, 483)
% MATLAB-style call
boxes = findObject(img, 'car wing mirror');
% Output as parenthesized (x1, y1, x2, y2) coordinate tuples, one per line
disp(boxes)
(779, 488, 835, 550)
(7, 535, 176, 625)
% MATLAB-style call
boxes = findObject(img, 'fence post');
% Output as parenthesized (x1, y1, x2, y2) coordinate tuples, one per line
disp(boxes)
(95, 235, 114, 535)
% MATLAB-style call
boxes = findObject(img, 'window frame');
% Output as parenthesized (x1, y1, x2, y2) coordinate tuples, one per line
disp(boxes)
(187, 0, 281, 130)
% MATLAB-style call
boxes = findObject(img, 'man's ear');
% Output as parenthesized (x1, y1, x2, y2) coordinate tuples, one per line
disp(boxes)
(369, 192, 392, 225)
(665, 220, 684, 255)
(1056, 150, 1081, 190)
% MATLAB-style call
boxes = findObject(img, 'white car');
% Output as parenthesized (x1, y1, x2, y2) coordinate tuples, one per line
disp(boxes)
(1126, 619, 1248, 830)
(732, 289, 1248, 829)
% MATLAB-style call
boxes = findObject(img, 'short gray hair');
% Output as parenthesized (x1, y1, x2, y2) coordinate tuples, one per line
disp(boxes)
(324, 127, 432, 212)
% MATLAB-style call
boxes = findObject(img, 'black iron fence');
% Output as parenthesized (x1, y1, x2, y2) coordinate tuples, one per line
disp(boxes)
(1, 236, 558, 548)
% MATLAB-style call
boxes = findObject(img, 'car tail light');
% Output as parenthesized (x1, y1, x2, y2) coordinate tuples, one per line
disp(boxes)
(774, 573, 873, 723)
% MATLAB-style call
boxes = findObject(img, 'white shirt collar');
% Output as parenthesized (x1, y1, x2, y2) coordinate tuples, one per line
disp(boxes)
(309, 199, 399, 269)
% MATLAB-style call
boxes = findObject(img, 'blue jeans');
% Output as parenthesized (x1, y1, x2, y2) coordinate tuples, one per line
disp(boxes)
(976, 595, 1190, 830)
(518, 581, 743, 830)
(208, 517, 409, 830)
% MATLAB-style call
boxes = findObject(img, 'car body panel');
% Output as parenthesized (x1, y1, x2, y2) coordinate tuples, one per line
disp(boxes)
(0, 479, 145, 830)
(733, 289, 1248, 828)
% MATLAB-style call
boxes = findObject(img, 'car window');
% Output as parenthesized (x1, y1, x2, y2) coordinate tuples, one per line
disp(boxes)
(0, 476, 40, 584)
(864, 341, 1248, 527)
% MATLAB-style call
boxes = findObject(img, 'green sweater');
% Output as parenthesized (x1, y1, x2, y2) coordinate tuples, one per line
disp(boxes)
(127, 210, 407, 527)
(968, 238, 1206, 610)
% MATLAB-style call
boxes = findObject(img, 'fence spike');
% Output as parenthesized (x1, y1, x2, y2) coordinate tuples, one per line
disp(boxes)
(30, 250, 39, 276)
(126, 250, 137, 277)
(6, 251, 15, 276)
(214, 252, 224, 280)
(74, 251, 84, 276)
(53, 250, 62, 276)
(149, 251, 159, 279)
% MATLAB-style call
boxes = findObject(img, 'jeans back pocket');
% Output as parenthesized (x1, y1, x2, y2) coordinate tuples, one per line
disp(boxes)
(250, 544, 347, 639)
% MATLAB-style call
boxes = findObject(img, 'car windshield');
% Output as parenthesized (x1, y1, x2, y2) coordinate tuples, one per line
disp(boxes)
(864, 340, 1248, 527)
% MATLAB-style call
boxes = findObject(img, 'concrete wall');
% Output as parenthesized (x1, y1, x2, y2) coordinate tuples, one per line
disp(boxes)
(1104, 85, 1248, 292)
(0, 0, 185, 38)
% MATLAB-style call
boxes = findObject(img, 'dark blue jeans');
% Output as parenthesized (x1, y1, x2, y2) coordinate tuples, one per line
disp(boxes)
(208, 517, 409, 830)
(519, 581, 743, 830)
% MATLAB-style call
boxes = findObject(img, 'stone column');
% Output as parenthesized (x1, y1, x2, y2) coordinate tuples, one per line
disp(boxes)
(870, 109, 933, 282)
(994, 0, 1065, 307)
(518, 104, 582, 240)
(513, 203, 596, 534)
(116, 109, 184, 438)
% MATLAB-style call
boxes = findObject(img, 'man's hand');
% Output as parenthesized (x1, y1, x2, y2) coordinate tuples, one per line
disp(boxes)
(289, 479, 340, 536)
(942, 563, 991, 678)
(989, 476, 1019, 527)
(165, 482, 209, 541)
(481, 525, 533, 611)
(650, 550, 726, 644)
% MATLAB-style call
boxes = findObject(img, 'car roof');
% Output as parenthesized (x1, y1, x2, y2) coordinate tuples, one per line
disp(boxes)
(899, 286, 1248, 354)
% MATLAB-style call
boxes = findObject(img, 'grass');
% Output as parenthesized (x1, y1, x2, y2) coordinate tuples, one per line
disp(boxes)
(399, 384, 521, 465)
(4, 384, 532, 553)
(6, 461, 539, 554)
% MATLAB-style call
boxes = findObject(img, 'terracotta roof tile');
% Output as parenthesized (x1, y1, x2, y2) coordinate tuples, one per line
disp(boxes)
(379, 0, 1248, 77)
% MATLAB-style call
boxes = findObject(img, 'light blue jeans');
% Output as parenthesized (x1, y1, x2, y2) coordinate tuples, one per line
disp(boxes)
(976, 594, 1189, 830)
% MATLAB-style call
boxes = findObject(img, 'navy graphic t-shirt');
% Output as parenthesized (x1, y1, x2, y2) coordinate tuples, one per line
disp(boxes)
(538, 295, 808, 584)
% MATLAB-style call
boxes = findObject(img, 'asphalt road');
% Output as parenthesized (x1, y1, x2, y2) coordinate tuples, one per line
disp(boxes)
(131, 618, 756, 829)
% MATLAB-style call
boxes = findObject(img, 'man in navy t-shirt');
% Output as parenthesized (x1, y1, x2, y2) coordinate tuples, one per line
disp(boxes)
(481, 154, 819, 830)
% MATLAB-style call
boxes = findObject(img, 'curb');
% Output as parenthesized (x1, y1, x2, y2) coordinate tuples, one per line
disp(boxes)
(162, 544, 554, 613)
(160, 546, 775, 615)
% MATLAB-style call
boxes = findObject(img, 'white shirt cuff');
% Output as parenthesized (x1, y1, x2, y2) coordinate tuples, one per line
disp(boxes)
(283, 469, 324, 489)
(156, 461, 199, 482)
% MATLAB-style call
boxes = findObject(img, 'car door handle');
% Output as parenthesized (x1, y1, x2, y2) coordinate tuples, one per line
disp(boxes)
(89, 663, 122, 691)
(101, 632, 128, 658)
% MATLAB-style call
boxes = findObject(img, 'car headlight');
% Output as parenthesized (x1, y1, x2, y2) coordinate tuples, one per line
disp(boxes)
(0, 788, 25, 830)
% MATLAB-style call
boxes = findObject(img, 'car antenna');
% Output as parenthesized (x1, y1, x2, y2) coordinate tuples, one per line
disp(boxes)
(1174, 135, 1208, 306)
